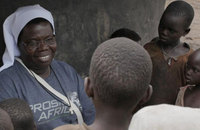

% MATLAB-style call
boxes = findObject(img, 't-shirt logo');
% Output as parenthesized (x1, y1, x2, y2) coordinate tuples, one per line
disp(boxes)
(29, 92, 82, 124)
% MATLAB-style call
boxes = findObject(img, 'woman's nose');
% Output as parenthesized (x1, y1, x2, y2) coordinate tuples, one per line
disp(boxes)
(38, 40, 48, 50)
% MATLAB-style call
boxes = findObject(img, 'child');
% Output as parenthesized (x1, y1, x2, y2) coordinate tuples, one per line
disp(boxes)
(0, 107, 14, 130)
(176, 48, 200, 108)
(144, 0, 194, 105)
(110, 28, 141, 43)
(54, 37, 153, 130)
(0, 98, 36, 130)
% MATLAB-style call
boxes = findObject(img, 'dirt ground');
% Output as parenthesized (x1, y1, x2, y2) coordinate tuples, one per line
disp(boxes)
(165, 0, 200, 50)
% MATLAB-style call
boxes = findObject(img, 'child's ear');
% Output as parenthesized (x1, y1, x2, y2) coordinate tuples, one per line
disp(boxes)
(84, 77, 94, 98)
(132, 85, 153, 114)
(184, 28, 190, 36)
(139, 84, 153, 106)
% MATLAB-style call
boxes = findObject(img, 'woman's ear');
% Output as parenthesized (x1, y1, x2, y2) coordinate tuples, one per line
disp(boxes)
(84, 77, 94, 98)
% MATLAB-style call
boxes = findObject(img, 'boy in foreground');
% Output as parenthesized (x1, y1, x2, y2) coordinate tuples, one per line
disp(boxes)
(55, 37, 152, 130)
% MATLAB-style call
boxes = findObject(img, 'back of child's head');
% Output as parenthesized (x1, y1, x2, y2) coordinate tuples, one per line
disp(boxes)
(0, 98, 36, 130)
(110, 28, 141, 42)
(89, 37, 152, 109)
(163, 0, 194, 29)
(0, 107, 14, 130)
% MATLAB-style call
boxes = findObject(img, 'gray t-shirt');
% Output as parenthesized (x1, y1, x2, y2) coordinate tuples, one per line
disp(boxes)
(0, 59, 95, 130)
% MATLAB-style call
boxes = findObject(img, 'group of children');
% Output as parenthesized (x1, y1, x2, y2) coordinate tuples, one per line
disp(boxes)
(1, 0, 200, 130)
(52, 0, 200, 129)
(145, 0, 200, 110)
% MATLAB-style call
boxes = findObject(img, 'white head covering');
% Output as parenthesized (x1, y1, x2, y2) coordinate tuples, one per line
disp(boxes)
(1, 4, 55, 72)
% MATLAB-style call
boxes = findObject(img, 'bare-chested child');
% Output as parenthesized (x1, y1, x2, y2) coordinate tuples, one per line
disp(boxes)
(54, 38, 153, 130)
(144, 0, 194, 105)
(176, 48, 200, 108)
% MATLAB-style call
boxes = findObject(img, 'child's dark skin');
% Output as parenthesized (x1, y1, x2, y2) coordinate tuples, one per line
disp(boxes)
(145, 11, 192, 105)
(184, 49, 200, 108)
(158, 13, 190, 58)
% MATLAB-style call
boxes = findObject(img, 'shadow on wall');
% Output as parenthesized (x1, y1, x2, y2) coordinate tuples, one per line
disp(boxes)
(0, 0, 166, 76)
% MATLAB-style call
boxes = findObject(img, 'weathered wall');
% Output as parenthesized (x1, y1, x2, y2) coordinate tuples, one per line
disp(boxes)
(0, 0, 166, 76)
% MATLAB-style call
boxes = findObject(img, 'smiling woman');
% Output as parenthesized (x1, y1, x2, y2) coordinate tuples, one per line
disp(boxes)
(18, 18, 57, 78)
(0, 4, 95, 130)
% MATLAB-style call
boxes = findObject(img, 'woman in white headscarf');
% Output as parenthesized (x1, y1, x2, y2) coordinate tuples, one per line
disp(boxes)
(0, 4, 95, 130)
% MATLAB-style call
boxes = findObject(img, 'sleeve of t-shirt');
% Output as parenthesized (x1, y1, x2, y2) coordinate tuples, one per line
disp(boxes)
(0, 74, 19, 101)
(76, 74, 95, 125)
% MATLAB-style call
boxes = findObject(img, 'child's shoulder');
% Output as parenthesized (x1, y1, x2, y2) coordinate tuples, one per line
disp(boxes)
(179, 42, 193, 57)
(144, 37, 160, 53)
(144, 37, 159, 48)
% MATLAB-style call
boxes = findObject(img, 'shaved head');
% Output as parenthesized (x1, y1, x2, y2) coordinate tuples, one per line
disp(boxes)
(0, 108, 14, 130)
(163, 0, 194, 29)
(0, 98, 35, 130)
(89, 38, 152, 108)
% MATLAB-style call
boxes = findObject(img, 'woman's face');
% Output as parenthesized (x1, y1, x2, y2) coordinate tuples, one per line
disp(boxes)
(18, 21, 56, 70)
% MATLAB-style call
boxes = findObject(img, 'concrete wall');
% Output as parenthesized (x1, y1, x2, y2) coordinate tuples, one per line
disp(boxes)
(0, 0, 166, 76)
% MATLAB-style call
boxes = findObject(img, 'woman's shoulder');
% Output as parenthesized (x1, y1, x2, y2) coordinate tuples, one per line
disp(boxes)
(52, 60, 75, 70)
(51, 59, 79, 76)
(0, 61, 22, 77)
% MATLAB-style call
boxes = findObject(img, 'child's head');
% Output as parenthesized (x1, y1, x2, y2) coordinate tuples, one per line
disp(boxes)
(0, 108, 14, 130)
(0, 98, 36, 130)
(110, 28, 141, 42)
(85, 38, 152, 112)
(158, 0, 194, 45)
(186, 48, 200, 85)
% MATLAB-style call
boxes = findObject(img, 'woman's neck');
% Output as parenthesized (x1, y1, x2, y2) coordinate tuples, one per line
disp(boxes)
(26, 64, 51, 78)
(32, 66, 51, 78)
(19, 58, 51, 78)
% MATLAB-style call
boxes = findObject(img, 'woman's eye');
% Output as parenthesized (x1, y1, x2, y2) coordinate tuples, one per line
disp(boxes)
(45, 36, 55, 44)
(27, 41, 38, 47)
(46, 37, 53, 41)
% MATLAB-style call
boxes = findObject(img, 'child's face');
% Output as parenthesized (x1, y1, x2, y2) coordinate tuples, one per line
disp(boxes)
(158, 13, 187, 45)
(185, 52, 200, 85)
